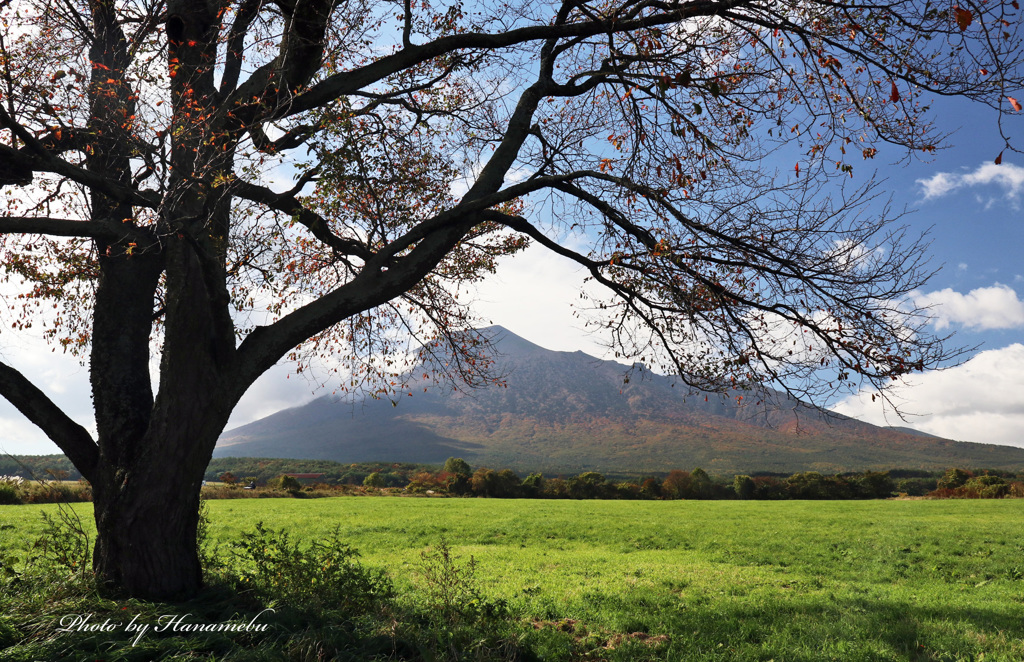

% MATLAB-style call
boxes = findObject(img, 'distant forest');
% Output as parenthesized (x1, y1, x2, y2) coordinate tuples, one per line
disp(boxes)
(5, 455, 1022, 500)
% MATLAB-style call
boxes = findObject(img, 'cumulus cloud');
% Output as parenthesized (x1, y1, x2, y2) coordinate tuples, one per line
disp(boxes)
(917, 162, 1024, 201)
(833, 344, 1024, 448)
(912, 284, 1024, 331)
(472, 243, 611, 357)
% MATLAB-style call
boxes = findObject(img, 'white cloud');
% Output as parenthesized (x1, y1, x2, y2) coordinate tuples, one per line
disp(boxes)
(471, 243, 611, 357)
(833, 343, 1024, 448)
(912, 283, 1024, 331)
(917, 162, 1024, 201)
(0, 340, 92, 456)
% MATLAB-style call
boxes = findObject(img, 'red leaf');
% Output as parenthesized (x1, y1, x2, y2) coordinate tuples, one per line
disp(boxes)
(890, 81, 900, 102)
(995, 151, 1004, 165)
(1014, 0, 1020, 9)
(980, 68, 989, 75)
(954, 6, 973, 30)
(795, 162, 800, 177)
(1010, 96, 1023, 111)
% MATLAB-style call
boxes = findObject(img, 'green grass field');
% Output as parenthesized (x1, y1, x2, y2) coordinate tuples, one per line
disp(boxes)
(3, 497, 1024, 661)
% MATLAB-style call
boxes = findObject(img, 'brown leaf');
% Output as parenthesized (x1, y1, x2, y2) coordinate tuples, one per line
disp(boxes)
(995, 151, 1004, 165)
(1009, 96, 1023, 111)
(890, 81, 900, 103)
(954, 6, 973, 31)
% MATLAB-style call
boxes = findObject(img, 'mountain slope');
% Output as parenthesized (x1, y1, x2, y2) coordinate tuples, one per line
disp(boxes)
(216, 327, 1024, 473)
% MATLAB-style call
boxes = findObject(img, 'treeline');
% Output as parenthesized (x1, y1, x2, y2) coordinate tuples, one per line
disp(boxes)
(358, 460, 1024, 500)
(6, 455, 1024, 501)
(0, 455, 81, 481)
(203, 457, 427, 486)
(388, 461, 904, 500)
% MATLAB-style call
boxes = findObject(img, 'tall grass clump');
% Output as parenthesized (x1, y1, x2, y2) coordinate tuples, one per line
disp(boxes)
(400, 537, 530, 661)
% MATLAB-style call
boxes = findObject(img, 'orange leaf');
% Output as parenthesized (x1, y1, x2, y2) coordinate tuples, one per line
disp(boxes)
(890, 81, 900, 102)
(995, 150, 1004, 165)
(1009, 96, 1023, 111)
(954, 6, 973, 30)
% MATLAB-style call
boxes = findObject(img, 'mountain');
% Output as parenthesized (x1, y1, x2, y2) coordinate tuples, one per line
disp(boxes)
(215, 327, 1024, 474)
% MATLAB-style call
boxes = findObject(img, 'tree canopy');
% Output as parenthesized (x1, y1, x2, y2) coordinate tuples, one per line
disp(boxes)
(0, 0, 1021, 598)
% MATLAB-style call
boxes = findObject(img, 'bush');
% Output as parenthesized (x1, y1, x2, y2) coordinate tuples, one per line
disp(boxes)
(268, 474, 302, 491)
(231, 522, 391, 616)
(963, 475, 1009, 499)
(937, 468, 970, 490)
(0, 483, 21, 505)
(18, 481, 92, 504)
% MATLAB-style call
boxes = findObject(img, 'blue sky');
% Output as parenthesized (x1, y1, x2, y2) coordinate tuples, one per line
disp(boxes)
(2, 94, 1023, 456)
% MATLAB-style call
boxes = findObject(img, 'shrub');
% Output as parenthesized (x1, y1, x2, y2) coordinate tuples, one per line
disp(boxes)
(0, 484, 21, 505)
(18, 481, 92, 504)
(937, 468, 970, 490)
(31, 506, 92, 575)
(268, 474, 302, 491)
(408, 471, 449, 493)
(231, 522, 391, 615)
(963, 475, 1009, 499)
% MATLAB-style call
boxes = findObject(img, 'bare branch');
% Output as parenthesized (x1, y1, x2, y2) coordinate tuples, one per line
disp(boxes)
(0, 360, 98, 480)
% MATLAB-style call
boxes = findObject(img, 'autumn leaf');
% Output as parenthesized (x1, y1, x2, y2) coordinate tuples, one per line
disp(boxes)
(954, 6, 973, 30)
(1009, 96, 1023, 111)
(995, 151, 1003, 165)
(890, 81, 900, 103)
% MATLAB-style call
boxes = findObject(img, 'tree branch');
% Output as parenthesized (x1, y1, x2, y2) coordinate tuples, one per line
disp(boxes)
(0, 360, 98, 480)
(267, 0, 754, 118)
(0, 215, 125, 238)
(230, 179, 376, 260)
(231, 209, 485, 398)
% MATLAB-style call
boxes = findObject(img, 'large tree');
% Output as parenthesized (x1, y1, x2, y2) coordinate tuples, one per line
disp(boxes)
(0, 0, 1020, 599)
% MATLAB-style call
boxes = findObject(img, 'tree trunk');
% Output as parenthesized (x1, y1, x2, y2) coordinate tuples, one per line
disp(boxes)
(89, 231, 235, 600)
(91, 449, 205, 600)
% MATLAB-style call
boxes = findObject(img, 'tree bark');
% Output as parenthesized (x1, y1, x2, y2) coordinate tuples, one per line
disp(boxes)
(89, 230, 234, 599)
(91, 444, 205, 600)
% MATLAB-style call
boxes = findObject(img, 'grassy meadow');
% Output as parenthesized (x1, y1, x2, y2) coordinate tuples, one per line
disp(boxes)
(2, 497, 1024, 660)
